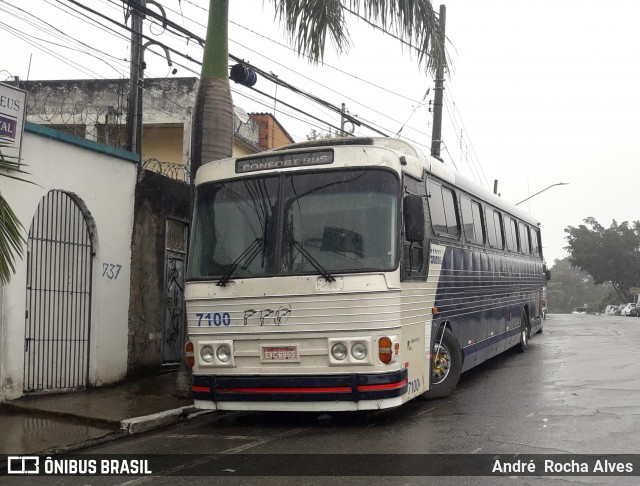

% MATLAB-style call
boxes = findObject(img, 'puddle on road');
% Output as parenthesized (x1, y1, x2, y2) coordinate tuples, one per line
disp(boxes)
(0, 410, 114, 455)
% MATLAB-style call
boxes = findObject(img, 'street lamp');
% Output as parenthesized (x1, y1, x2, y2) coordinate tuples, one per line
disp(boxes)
(515, 182, 568, 206)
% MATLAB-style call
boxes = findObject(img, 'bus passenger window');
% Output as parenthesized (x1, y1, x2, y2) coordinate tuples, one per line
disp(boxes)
(461, 196, 485, 244)
(505, 217, 519, 252)
(519, 223, 531, 254)
(427, 180, 459, 238)
(530, 227, 541, 257)
(486, 209, 503, 249)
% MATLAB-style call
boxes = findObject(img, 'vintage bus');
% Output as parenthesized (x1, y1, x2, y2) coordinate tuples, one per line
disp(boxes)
(184, 137, 546, 412)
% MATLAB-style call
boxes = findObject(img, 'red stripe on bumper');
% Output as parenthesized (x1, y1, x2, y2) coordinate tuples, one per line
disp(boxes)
(358, 379, 408, 391)
(192, 385, 211, 393)
(217, 386, 352, 394)
(215, 379, 408, 395)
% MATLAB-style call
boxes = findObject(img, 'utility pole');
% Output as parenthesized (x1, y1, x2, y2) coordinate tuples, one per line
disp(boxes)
(126, 0, 144, 156)
(430, 4, 446, 160)
(340, 103, 356, 136)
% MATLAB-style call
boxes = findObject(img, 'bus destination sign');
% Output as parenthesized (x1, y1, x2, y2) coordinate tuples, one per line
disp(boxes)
(236, 150, 333, 174)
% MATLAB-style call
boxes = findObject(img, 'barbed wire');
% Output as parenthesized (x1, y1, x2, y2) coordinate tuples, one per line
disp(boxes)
(142, 157, 190, 183)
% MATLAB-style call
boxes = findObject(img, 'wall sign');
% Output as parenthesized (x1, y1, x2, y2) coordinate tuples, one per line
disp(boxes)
(0, 82, 27, 159)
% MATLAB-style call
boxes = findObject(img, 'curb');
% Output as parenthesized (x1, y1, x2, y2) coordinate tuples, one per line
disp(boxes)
(120, 406, 197, 434)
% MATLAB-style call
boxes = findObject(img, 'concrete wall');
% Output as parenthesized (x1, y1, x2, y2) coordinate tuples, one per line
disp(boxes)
(24, 78, 196, 167)
(23, 78, 264, 173)
(127, 169, 190, 377)
(0, 122, 137, 400)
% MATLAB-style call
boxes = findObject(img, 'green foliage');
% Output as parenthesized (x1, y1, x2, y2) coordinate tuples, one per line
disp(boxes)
(306, 128, 342, 140)
(564, 217, 640, 302)
(547, 257, 623, 314)
(272, 0, 448, 77)
(0, 143, 31, 285)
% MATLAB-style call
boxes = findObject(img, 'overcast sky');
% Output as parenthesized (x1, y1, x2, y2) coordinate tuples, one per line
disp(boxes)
(2, 0, 639, 265)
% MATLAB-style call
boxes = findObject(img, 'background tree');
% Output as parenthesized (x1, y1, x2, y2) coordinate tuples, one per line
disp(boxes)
(306, 128, 343, 140)
(564, 218, 640, 302)
(547, 257, 622, 313)
(191, 0, 448, 178)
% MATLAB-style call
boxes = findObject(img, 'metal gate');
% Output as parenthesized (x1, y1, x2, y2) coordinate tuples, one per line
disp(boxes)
(24, 190, 93, 392)
(163, 219, 187, 364)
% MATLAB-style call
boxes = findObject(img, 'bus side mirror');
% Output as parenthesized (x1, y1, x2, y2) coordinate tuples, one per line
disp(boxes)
(543, 264, 551, 281)
(403, 195, 424, 243)
(546, 269, 551, 281)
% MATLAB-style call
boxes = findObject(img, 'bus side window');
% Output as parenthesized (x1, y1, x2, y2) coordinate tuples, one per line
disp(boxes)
(530, 227, 541, 257)
(486, 208, 503, 249)
(427, 180, 459, 238)
(505, 217, 519, 252)
(460, 195, 485, 244)
(519, 223, 531, 254)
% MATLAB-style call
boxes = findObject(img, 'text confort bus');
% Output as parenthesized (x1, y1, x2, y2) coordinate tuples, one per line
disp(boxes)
(185, 137, 547, 412)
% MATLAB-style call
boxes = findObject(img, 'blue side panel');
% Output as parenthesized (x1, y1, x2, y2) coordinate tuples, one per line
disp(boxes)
(432, 244, 544, 372)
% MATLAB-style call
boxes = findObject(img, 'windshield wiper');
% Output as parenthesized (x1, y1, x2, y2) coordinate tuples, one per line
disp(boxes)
(217, 238, 263, 287)
(289, 239, 335, 283)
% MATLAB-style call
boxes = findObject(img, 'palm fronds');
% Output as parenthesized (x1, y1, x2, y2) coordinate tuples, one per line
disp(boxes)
(271, 0, 449, 77)
(0, 194, 25, 285)
(0, 142, 29, 285)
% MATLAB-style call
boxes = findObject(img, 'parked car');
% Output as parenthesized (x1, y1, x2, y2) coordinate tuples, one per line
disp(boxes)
(571, 307, 587, 315)
(620, 303, 637, 317)
(604, 305, 619, 315)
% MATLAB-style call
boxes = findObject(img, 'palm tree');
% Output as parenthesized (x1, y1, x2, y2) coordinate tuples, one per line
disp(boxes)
(0, 143, 29, 285)
(190, 0, 448, 175)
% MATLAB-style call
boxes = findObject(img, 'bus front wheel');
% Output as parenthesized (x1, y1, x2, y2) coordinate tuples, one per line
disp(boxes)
(423, 328, 462, 399)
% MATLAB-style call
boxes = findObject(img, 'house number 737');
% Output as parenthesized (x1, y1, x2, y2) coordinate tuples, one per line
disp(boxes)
(102, 263, 122, 280)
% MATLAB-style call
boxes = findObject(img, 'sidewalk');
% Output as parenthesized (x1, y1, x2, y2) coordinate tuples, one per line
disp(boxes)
(0, 372, 198, 455)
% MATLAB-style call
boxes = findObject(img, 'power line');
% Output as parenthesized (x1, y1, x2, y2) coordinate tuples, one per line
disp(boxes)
(5, 0, 479, 159)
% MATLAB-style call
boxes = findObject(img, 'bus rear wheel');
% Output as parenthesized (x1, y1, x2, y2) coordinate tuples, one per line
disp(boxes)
(517, 311, 530, 353)
(423, 328, 462, 399)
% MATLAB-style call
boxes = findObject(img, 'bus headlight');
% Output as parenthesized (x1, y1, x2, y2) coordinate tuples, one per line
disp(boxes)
(331, 343, 348, 361)
(200, 345, 215, 363)
(216, 344, 232, 362)
(328, 337, 372, 365)
(351, 343, 368, 360)
(197, 340, 235, 367)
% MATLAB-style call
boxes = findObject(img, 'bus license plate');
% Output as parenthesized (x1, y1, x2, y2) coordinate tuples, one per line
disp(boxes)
(261, 346, 299, 362)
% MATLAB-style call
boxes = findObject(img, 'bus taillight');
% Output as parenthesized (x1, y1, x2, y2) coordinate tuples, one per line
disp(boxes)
(379, 336, 392, 364)
(185, 341, 195, 367)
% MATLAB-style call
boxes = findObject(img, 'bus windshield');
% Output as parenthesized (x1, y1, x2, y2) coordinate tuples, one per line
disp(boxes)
(187, 169, 399, 280)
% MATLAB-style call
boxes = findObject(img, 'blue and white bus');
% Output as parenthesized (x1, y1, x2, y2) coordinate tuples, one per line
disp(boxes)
(184, 137, 546, 411)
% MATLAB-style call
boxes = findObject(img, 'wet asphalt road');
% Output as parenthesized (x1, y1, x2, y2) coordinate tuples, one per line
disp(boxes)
(7, 313, 640, 485)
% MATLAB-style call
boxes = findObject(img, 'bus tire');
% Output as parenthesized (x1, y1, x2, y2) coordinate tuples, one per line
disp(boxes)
(517, 311, 530, 353)
(423, 328, 462, 399)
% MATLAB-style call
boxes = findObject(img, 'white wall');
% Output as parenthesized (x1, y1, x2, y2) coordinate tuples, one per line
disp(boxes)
(0, 123, 137, 400)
